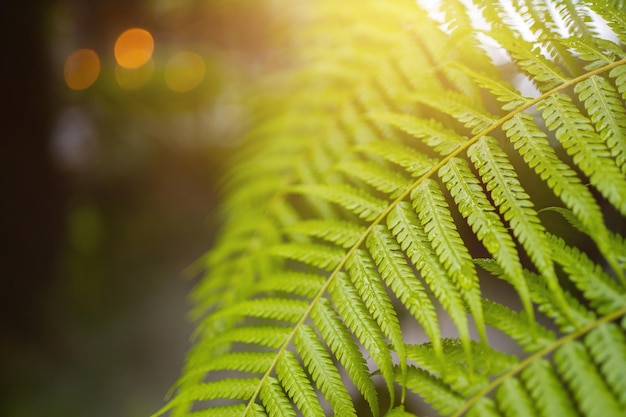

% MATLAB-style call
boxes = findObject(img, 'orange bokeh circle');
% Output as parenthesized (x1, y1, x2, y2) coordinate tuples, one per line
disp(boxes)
(64, 48, 100, 90)
(114, 28, 154, 69)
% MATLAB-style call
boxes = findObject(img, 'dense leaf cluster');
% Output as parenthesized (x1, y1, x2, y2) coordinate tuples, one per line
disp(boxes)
(156, 1, 626, 416)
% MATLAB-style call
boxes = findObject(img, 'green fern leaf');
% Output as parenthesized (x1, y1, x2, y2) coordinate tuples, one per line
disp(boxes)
(587, 0, 626, 44)
(358, 141, 438, 177)
(411, 178, 487, 343)
(311, 298, 379, 416)
(584, 323, 626, 407)
(367, 225, 442, 357)
(468, 137, 566, 309)
(270, 243, 344, 271)
(159, 379, 260, 415)
(548, 233, 626, 315)
(256, 273, 326, 298)
(575, 75, 626, 173)
(276, 351, 325, 417)
(520, 360, 579, 417)
(285, 220, 364, 249)
(328, 272, 395, 399)
(559, 37, 624, 71)
(193, 325, 292, 351)
(501, 112, 611, 252)
(383, 406, 418, 417)
(346, 249, 406, 380)
(295, 325, 358, 417)
(494, 378, 537, 417)
(387, 202, 471, 352)
(481, 299, 555, 353)
(401, 365, 465, 416)
(260, 378, 296, 417)
(539, 93, 626, 216)
(610, 64, 626, 100)
(184, 404, 267, 417)
(206, 298, 309, 324)
(290, 184, 387, 221)
(336, 158, 412, 198)
(176, 352, 275, 387)
(368, 112, 466, 155)
(555, 341, 623, 417)
(439, 157, 532, 320)
(159, 1, 626, 416)
(414, 92, 497, 134)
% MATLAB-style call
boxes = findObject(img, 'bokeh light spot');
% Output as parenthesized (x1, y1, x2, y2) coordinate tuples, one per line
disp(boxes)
(64, 49, 100, 90)
(114, 28, 154, 69)
(115, 59, 154, 90)
(164, 51, 206, 93)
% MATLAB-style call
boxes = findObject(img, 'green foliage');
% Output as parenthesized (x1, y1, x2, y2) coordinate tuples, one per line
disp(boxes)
(156, 1, 626, 416)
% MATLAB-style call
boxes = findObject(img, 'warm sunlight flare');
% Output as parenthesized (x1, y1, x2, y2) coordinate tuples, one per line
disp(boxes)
(64, 48, 100, 90)
(114, 28, 154, 69)
(164, 51, 206, 93)
(115, 59, 154, 90)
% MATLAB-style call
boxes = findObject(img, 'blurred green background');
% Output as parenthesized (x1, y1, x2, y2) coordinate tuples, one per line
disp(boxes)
(0, 0, 280, 415)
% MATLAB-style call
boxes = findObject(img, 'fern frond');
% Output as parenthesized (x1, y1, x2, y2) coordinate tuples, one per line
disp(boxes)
(336, 158, 412, 199)
(384, 406, 418, 417)
(276, 351, 325, 417)
(346, 249, 406, 377)
(328, 271, 395, 397)
(401, 365, 465, 416)
(367, 225, 442, 356)
(501, 112, 609, 242)
(610, 64, 626, 100)
(495, 378, 537, 417)
(554, 341, 623, 417)
(290, 184, 387, 221)
(414, 91, 497, 134)
(387, 201, 472, 353)
(185, 404, 267, 417)
(552, 0, 598, 40)
(584, 323, 626, 407)
(161, 1, 626, 416)
(159, 379, 260, 414)
(285, 220, 364, 249)
(295, 325, 358, 417)
(369, 112, 466, 156)
(439, 157, 532, 320)
(547, 234, 626, 315)
(575, 75, 626, 173)
(311, 298, 379, 416)
(260, 378, 296, 417)
(358, 141, 438, 177)
(256, 272, 326, 298)
(559, 37, 625, 71)
(481, 299, 555, 353)
(468, 137, 568, 313)
(412, 179, 487, 343)
(476, 258, 594, 333)
(587, 0, 626, 45)
(207, 298, 309, 324)
(539, 93, 626, 216)
(499, 36, 568, 91)
(520, 360, 579, 417)
(270, 242, 344, 271)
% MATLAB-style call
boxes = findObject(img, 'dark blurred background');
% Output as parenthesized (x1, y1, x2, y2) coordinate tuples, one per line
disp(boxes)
(0, 1, 277, 415)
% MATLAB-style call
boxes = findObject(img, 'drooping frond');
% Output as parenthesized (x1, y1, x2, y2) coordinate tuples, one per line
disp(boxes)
(157, 1, 626, 416)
